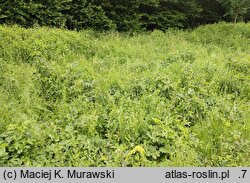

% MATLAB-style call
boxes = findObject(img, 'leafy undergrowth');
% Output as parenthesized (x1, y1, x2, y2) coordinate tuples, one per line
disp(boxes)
(0, 22, 249, 166)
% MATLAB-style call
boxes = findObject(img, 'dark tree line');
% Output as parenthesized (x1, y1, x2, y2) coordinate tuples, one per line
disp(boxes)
(0, 0, 249, 31)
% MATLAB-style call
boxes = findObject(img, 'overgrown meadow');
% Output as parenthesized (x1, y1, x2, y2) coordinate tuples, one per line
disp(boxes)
(0, 23, 249, 166)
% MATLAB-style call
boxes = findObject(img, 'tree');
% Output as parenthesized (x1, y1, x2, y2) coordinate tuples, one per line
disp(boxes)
(0, 0, 71, 28)
(102, 0, 142, 31)
(35, 0, 71, 27)
(65, 0, 115, 30)
(197, 0, 226, 24)
(246, 8, 250, 21)
(218, 0, 250, 25)
(138, 0, 202, 30)
(0, 0, 37, 26)
(1, 0, 248, 31)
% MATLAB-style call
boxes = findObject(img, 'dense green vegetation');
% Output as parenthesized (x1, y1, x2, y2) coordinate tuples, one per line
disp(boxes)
(0, 23, 249, 166)
(0, 0, 250, 31)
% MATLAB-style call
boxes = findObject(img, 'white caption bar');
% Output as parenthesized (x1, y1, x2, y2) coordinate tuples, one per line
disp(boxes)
(0, 168, 249, 183)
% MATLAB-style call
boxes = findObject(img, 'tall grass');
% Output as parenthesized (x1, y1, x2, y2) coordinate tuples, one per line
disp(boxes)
(0, 22, 249, 166)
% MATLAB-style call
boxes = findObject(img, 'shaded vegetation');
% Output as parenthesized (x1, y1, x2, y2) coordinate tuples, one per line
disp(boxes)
(0, 0, 249, 31)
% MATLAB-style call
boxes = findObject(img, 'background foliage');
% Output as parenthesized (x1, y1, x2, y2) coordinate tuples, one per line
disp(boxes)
(0, 0, 250, 31)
